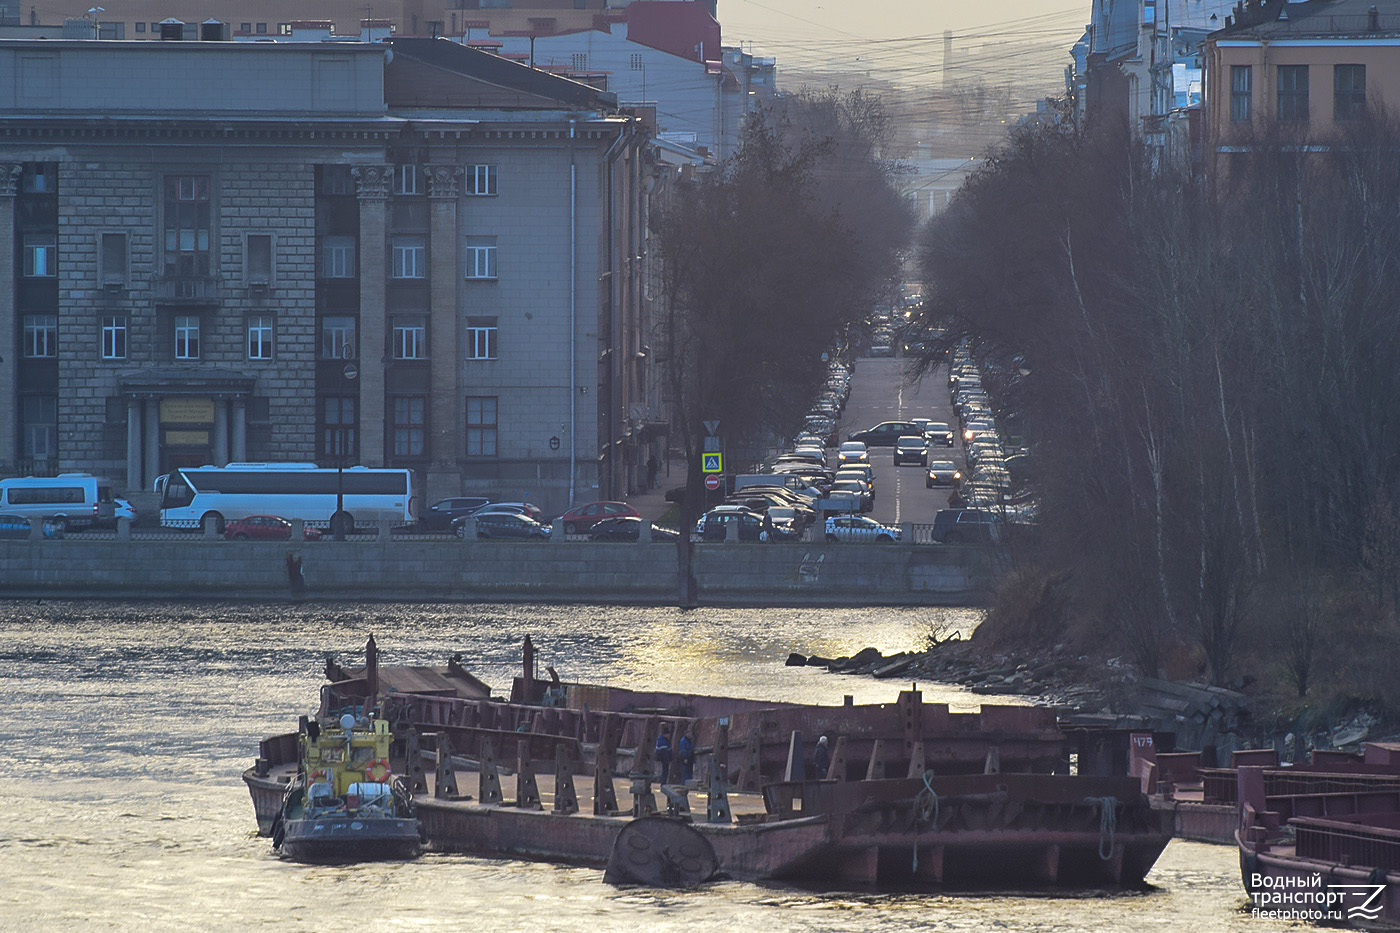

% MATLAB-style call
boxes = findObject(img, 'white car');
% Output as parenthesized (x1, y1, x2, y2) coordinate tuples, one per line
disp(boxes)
(114, 498, 137, 523)
(824, 514, 901, 542)
(837, 441, 870, 466)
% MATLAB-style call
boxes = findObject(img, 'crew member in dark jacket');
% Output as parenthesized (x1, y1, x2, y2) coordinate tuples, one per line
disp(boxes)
(813, 735, 831, 779)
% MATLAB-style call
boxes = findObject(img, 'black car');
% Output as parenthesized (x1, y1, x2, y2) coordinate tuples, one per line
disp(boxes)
(422, 496, 493, 531)
(589, 517, 680, 542)
(930, 508, 1002, 544)
(847, 421, 920, 447)
(892, 435, 928, 466)
(453, 511, 551, 540)
(695, 507, 765, 542)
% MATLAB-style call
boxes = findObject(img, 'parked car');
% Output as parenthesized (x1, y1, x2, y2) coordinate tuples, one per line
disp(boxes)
(469, 501, 546, 523)
(454, 511, 551, 540)
(824, 514, 901, 542)
(892, 435, 928, 466)
(930, 509, 1002, 544)
(423, 496, 494, 531)
(848, 421, 920, 447)
(925, 461, 962, 488)
(557, 500, 639, 535)
(695, 506, 765, 541)
(223, 515, 322, 541)
(0, 512, 63, 539)
(837, 441, 870, 466)
(114, 498, 137, 524)
(588, 516, 679, 542)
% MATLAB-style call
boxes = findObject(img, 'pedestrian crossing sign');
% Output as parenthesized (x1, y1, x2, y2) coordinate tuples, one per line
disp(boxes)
(701, 452, 723, 473)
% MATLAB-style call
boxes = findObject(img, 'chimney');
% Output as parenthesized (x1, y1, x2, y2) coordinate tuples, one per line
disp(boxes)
(1369, 6, 1380, 31)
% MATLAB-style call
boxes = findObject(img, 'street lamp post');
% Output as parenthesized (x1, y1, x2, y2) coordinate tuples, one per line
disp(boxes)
(334, 355, 358, 540)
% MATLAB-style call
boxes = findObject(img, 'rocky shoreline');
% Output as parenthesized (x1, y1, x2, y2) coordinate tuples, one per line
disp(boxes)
(789, 641, 1398, 764)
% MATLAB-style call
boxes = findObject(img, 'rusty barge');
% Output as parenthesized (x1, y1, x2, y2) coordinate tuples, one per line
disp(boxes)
(245, 637, 1171, 888)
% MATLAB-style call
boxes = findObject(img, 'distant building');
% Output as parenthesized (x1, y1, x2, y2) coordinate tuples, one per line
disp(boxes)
(0, 36, 656, 511)
(1073, 0, 1235, 171)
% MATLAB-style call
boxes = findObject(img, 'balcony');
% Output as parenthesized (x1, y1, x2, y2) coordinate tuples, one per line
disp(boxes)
(153, 275, 222, 306)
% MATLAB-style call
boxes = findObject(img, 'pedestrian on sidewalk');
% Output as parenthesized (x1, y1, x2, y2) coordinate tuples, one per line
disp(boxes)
(647, 455, 659, 490)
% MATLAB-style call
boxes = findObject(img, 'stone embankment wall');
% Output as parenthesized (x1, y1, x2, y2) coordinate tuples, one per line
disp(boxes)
(0, 539, 1001, 604)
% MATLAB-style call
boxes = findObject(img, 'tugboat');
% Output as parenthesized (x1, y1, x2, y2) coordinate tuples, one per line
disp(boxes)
(271, 713, 422, 863)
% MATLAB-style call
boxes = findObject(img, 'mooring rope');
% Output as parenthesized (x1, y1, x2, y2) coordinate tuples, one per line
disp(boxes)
(911, 769, 940, 873)
(1085, 796, 1118, 860)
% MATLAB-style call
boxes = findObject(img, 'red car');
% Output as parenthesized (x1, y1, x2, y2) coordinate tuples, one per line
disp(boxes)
(222, 515, 322, 541)
(557, 500, 639, 534)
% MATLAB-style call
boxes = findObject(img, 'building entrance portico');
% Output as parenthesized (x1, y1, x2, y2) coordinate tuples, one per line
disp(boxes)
(119, 369, 255, 490)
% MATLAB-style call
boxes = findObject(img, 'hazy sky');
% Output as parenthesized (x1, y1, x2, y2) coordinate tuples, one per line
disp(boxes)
(718, 0, 1088, 94)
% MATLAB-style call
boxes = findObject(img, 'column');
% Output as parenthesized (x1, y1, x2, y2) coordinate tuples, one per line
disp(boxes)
(0, 164, 21, 471)
(143, 399, 160, 489)
(426, 164, 463, 502)
(214, 399, 229, 466)
(126, 398, 142, 490)
(352, 165, 391, 468)
(231, 398, 247, 462)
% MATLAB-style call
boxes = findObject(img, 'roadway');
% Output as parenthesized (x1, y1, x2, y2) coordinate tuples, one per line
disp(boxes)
(836, 355, 961, 527)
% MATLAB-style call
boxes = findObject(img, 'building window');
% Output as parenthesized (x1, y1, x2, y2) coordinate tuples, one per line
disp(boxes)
(630, 53, 643, 71)
(246, 234, 273, 285)
(1230, 65, 1252, 123)
(1335, 64, 1366, 122)
(1277, 65, 1309, 123)
(321, 165, 353, 195)
(467, 317, 498, 360)
(278, 22, 292, 35)
(136, 21, 147, 32)
(321, 316, 357, 360)
(23, 235, 56, 277)
(100, 232, 128, 286)
(247, 315, 274, 360)
(571, 53, 588, 72)
(255, 22, 266, 33)
(164, 175, 211, 276)
(393, 396, 426, 456)
(101, 315, 128, 360)
(392, 319, 427, 359)
(322, 236, 356, 278)
(393, 164, 423, 196)
(21, 396, 57, 464)
(465, 237, 498, 279)
(466, 396, 497, 457)
(22, 315, 57, 358)
(466, 164, 497, 196)
(322, 396, 357, 461)
(21, 163, 56, 193)
(238, 22, 250, 33)
(174, 315, 201, 360)
(393, 236, 426, 278)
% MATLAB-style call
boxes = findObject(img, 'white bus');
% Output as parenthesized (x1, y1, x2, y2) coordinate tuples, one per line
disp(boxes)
(156, 463, 415, 532)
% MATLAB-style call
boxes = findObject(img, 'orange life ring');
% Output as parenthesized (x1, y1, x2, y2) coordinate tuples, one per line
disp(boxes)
(364, 758, 391, 782)
(308, 769, 330, 784)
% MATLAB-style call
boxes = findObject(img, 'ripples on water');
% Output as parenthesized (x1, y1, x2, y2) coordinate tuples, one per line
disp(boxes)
(0, 601, 1275, 932)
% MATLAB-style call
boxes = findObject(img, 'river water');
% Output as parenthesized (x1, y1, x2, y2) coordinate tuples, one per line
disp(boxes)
(0, 600, 1295, 932)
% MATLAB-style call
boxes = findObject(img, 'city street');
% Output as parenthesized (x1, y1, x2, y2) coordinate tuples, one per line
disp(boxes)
(836, 355, 961, 527)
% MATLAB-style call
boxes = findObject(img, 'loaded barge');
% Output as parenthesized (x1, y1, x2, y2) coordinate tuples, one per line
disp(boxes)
(245, 636, 1170, 887)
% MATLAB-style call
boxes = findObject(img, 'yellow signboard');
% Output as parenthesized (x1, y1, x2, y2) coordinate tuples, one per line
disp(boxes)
(164, 430, 210, 446)
(160, 397, 215, 424)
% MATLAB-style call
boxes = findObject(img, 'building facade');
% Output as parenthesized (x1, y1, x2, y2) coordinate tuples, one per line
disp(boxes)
(0, 37, 652, 512)
(1203, 0, 1400, 160)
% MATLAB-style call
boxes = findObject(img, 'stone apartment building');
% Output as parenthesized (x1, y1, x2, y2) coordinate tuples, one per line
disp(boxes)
(0, 36, 654, 512)
(1202, 0, 1400, 164)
